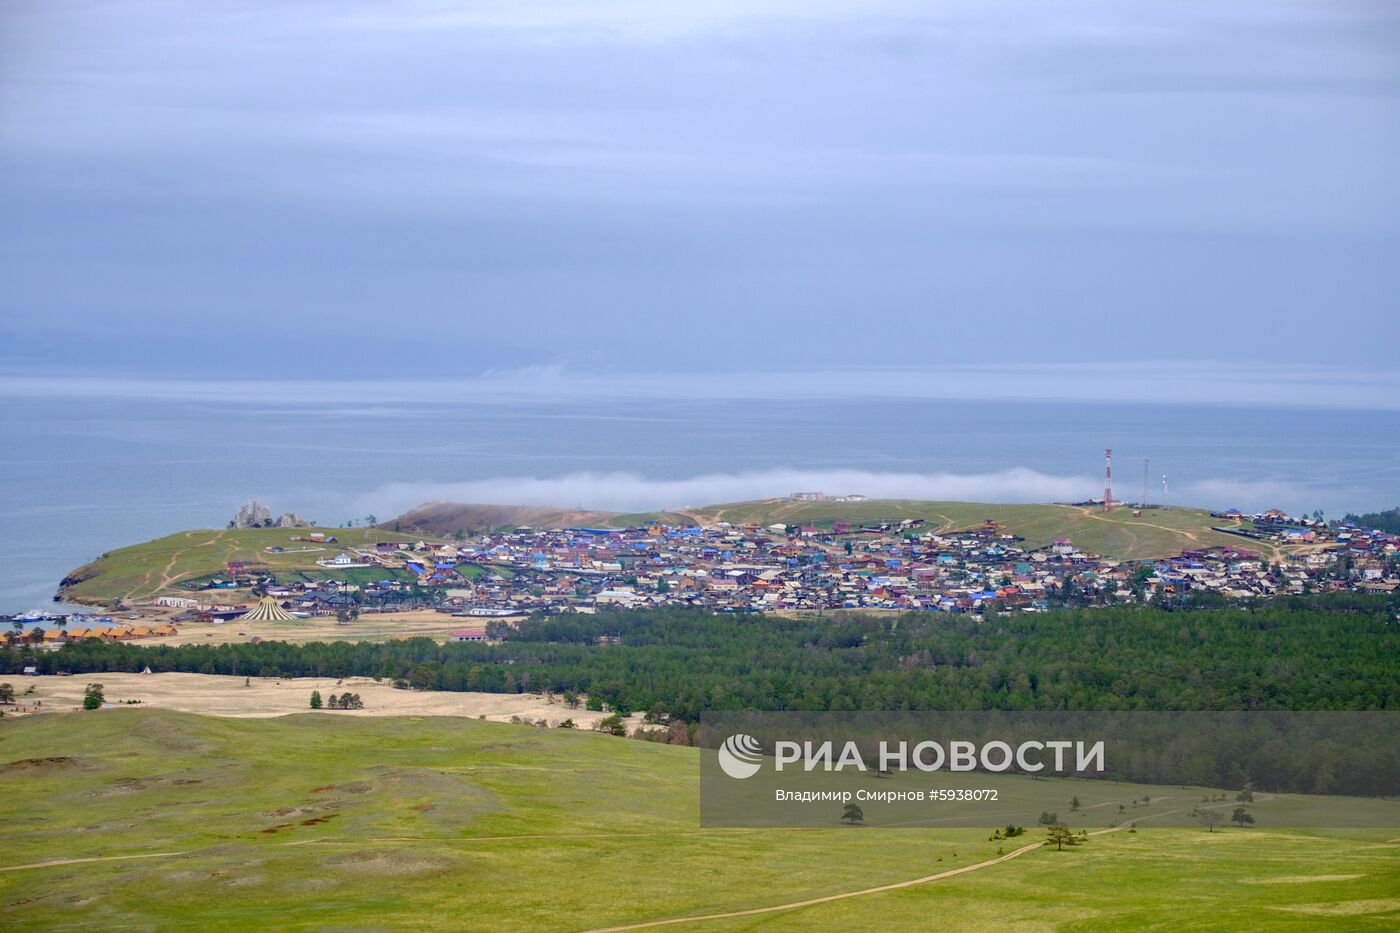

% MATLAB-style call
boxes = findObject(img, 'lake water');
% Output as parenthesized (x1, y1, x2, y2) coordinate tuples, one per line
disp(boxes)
(3, 394, 1397, 613)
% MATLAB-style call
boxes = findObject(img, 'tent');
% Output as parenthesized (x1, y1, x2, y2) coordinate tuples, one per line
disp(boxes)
(237, 596, 294, 623)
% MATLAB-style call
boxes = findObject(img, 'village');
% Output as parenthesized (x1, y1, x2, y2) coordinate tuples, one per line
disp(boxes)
(7, 503, 1398, 648)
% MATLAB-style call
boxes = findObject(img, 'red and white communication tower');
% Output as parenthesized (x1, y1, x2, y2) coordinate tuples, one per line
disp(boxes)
(1103, 448, 1114, 512)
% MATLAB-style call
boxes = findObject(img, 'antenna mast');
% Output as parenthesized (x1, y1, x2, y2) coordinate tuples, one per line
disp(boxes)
(1103, 448, 1113, 512)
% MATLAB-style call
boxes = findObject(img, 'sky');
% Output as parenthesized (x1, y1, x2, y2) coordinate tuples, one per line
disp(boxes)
(1, 0, 1398, 398)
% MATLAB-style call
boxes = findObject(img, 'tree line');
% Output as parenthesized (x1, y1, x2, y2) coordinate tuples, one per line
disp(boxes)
(7, 598, 1397, 723)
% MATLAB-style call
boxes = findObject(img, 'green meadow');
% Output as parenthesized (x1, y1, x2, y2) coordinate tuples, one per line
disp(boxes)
(2, 709, 1396, 931)
(58, 527, 434, 605)
(660, 499, 1264, 562)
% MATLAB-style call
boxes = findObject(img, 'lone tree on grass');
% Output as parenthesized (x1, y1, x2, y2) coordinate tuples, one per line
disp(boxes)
(1201, 810, 1223, 832)
(1045, 825, 1079, 851)
(322, 692, 363, 710)
(0, 683, 14, 704)
(1231, 807, 1255, 828)
(310, 690, 323, 709)
(1070, 796, 1080, 812)
(1038, 810, 1058, 825)
(842, 803, 864, 825)
(82, 683, 105, 710)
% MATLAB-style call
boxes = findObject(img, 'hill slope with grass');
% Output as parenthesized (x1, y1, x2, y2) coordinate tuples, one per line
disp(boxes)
(0, 708, 1396, 931)
(57, 527, 432, 607)
(56, 499, 1274, 608)
(388, 497, 1262, 560)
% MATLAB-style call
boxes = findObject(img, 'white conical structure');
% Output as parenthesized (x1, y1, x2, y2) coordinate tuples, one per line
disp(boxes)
(237, 596, 294, 622)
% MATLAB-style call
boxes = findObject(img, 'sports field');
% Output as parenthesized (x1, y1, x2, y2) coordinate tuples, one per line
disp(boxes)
(2, 708, 1395, 931)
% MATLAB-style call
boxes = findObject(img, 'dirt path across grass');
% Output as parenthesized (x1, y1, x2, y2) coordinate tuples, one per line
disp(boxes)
(0, 852, 186, 873)
(135, 531, 222, 601)
(578, 840, 1048, 932)
(577, 794, 1258, 932)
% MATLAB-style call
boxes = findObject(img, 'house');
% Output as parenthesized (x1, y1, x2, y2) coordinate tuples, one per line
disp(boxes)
(316, 550, 370, 568)
(450, 629, 489, 642)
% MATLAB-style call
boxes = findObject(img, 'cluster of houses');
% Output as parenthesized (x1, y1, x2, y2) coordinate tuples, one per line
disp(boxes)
(3, 615, 179, 647)
(248, 507, 1396, 616)
(10, 509, 1395, 638)
(1211, 508, 1397, 559)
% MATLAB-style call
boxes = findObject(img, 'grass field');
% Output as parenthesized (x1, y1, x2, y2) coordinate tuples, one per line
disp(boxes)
(386, 498, 1266, 562)
(58, 527, 436, 606)
(667, 499, 1267, 561)
(2, 709, 1396, 931)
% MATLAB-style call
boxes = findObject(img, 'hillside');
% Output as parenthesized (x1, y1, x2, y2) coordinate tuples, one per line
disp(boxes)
(57, 526, 433, 607)
(385, 500, 624, 534)
(54, 499, 1272, 609)
(387, 497, 1264, 561)
(1, 708, 1396, 931)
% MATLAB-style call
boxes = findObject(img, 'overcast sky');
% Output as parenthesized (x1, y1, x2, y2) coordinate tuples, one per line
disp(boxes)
(2, 0, 1397, 394)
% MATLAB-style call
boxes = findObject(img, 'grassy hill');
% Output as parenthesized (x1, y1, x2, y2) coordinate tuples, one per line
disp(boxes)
(1, 708, 1396, 931)
(58, 527, 434, 607)
(387, 501, 623, 534)
(680, 498, 1260, 558)
(388, 497, 1265, 561)
(57, 499, 1273, 607)
(387, 501, 696, 535)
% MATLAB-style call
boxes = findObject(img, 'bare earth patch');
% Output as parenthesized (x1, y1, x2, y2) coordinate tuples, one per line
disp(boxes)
(1271, 899, 1400, 916)
(0, 757, 79, 773)
(18, 673, 632, 728)
(1241, 874, 1363, 885)
(326, 850, 456, 877)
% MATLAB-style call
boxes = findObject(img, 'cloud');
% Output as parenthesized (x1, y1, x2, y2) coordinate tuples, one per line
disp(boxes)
(1175, 478, 1327, 514)
(2, 0, 1397, 379)
(348, 467, 1097, 516)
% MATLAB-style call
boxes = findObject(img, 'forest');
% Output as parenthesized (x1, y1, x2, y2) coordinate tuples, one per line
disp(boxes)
(1345, 505, 1400, 535)
(9, 596, 1398, 721)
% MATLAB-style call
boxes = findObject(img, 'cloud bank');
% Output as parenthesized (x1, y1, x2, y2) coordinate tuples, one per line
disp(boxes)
(348, 468, 1331, 519)
(351, 468, 1101, 517)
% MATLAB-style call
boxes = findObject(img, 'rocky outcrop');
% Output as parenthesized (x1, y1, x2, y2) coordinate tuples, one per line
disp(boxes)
(275, 512, 308, 527)
(230, 499, 273, 529)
